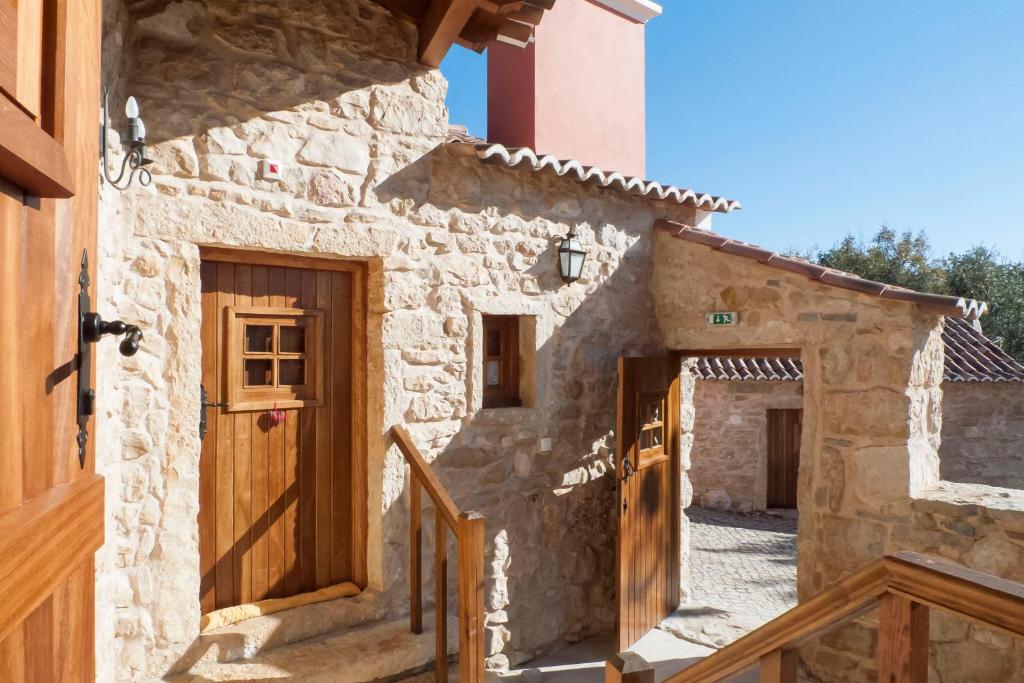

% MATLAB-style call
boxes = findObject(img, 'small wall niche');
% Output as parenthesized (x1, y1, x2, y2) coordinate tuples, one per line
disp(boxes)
(470, 305, 540, 413)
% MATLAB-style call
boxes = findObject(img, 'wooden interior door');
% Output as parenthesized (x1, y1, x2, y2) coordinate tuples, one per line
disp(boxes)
(615, 356, 681, 651)
(0, 0, 103, 680)
(198, 253, 367, 613)
(767, 409, 802, 509)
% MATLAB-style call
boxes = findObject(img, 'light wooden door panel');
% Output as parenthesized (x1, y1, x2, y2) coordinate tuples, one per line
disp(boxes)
(199, 258, 362, 613)
(767, 409, 802, 509)
(615, 356, 681, 651)
(0, 0, 42, 118)
(0, 0, 103, 680)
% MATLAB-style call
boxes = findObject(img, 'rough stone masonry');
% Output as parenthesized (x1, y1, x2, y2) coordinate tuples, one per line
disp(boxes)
(656, 232, 1024, 682)
(92, 0, 1024, 681)
(95, 0, 703, 678)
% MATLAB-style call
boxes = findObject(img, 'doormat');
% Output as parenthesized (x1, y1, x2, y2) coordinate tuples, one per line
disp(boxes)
(200, 581, 362, 633)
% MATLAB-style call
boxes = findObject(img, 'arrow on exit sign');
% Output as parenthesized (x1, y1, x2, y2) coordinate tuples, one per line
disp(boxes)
(706, 312, 738, 326)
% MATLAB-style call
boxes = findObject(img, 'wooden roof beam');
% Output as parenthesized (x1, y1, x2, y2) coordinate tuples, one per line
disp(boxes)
(479, 0, 555, 11)
(419, 0, 479, 67)
(457, 6, 538, 52)
(375, 0, 428, 20)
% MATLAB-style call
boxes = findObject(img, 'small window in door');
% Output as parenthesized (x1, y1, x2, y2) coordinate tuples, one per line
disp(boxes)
(637, 391, 667, 464)
(227, 306, 324, 411)
(482, 315, 521, 409)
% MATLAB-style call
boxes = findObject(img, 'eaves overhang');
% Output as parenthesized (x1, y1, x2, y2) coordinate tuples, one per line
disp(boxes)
(656, 219, 988, 319)
(447, 139, 742, 213)
(376, 0, 557, 66)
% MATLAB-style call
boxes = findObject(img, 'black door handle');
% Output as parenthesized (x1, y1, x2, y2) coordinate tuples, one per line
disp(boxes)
(199, 384, 228, 441)
(621, 455, 635, 481)
(76, 250, 145, 467)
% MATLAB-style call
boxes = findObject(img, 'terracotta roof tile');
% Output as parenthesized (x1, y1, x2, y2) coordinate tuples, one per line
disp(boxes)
(692, 319, 1024, 383)
(445, 133, 741, 213)
(941, 317, 1024, 382)
(692, 357, 803, 381)
(656, 219, 988, 319)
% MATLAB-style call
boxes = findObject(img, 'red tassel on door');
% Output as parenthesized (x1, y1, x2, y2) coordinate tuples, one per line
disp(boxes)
(267, 401, 286, 427)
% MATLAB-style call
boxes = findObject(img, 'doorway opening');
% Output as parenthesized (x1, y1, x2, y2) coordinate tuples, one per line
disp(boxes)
(674, 351, 803, 646)
(197, 248, 368, 615)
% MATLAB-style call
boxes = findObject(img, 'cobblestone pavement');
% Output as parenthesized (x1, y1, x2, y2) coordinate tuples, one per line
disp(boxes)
(687, 507, 798, 618)
(661, 507, 797, 648)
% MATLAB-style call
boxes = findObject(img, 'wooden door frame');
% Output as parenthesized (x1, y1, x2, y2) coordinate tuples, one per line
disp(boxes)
(199, 246, 370, 588)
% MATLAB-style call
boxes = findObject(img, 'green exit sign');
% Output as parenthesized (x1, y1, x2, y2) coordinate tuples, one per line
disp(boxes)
(706, 311, 738, 326)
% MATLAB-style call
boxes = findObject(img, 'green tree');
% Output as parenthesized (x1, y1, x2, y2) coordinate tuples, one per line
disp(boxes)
(813, 227, 948, 294)
(944, 247, 1024, 361)
(806, 227, 1024, 362)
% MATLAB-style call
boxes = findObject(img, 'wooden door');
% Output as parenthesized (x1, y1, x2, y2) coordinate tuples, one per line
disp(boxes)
(198, 253, 367, 613)
(0, 1, 103, 680)
(615, 356, 681, 650)
(767, 409, 802, 509)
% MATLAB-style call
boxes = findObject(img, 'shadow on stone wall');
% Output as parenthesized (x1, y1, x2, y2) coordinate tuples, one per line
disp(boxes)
(127, 0, 428, 147)
(111, 0, 712, 674)
(371, 150, 670, 665)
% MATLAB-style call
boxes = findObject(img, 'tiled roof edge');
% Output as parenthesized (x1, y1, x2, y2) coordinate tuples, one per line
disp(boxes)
(447, 141, 742, 214)
(656, 220, 988, 319)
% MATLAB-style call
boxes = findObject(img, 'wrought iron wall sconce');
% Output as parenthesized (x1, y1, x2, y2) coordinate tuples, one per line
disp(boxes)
(101, 86, 154, 190)
(76, 250, 144, 467)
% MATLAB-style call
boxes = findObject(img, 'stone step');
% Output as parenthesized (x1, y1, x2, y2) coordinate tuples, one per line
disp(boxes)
(167, 589, 389, 674)
(167, 612, 458, 682)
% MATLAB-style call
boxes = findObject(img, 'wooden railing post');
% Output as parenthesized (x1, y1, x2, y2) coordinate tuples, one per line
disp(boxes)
(435, 509, 448, 682)
(410, 477, 422, 634)
(606, 652, 654, 683)
(759, 649, 799, 683)
(393, 426, 488, 681)
(458, 512, 486, 683)
(878, 594, 929, 683)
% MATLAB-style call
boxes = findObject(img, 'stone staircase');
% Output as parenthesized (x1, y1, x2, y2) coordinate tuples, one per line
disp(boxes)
(164, 590, 456, 682)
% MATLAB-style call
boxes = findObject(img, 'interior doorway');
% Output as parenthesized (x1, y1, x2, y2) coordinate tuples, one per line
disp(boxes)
(674, 351, 803, 646)
(197, 249, 367, 613)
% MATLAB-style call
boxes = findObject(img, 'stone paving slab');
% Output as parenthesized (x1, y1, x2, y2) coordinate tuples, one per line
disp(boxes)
(668, 507, 797, 647)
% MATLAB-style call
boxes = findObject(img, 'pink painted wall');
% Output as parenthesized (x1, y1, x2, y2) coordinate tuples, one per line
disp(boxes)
(487, 0, 648, 178)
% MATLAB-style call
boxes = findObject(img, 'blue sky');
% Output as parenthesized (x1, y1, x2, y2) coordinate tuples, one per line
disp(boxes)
(440, 1, 1024, 258)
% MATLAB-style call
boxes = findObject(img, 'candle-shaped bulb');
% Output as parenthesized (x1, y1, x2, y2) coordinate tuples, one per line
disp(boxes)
(125, 96, 139, 119)
(136, 118, 146, 140)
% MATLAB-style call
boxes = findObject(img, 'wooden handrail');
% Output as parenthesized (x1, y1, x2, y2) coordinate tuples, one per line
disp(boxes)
(660, 551, 1024, 683)
(393, 424, 461, 529)
(391, 425, 485, 683)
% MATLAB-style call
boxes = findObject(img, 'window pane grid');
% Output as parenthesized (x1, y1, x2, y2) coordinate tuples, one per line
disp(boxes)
(238, 318, 312, 390)
(638, 393, 666, 455)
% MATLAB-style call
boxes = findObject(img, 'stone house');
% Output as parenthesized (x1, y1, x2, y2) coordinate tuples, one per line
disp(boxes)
(0, 0, 1015, 681)
(687, 316, 1024, 512)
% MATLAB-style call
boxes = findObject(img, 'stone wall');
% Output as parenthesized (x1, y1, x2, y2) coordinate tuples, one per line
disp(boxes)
(96, 0, 698, 678)
(652, 232, 1024, 682)
(687, 378, 803, 511)
(687, 373, 1024, 513)
(939, 382, 1024, 490)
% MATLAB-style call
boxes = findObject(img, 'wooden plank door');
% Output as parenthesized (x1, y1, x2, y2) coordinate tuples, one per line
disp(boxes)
(615, 356, 681, 651)
(198, 254, 366, 613)
(767, 409, 802, 509)
(0, 1, 103, 681)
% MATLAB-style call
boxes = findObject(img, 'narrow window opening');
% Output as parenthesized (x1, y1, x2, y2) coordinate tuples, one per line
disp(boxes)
(482, 315, 521, 408)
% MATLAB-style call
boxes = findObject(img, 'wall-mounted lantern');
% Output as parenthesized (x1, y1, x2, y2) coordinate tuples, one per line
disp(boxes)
(558, 228, 587, 284)
(101, 87, 154, 191)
